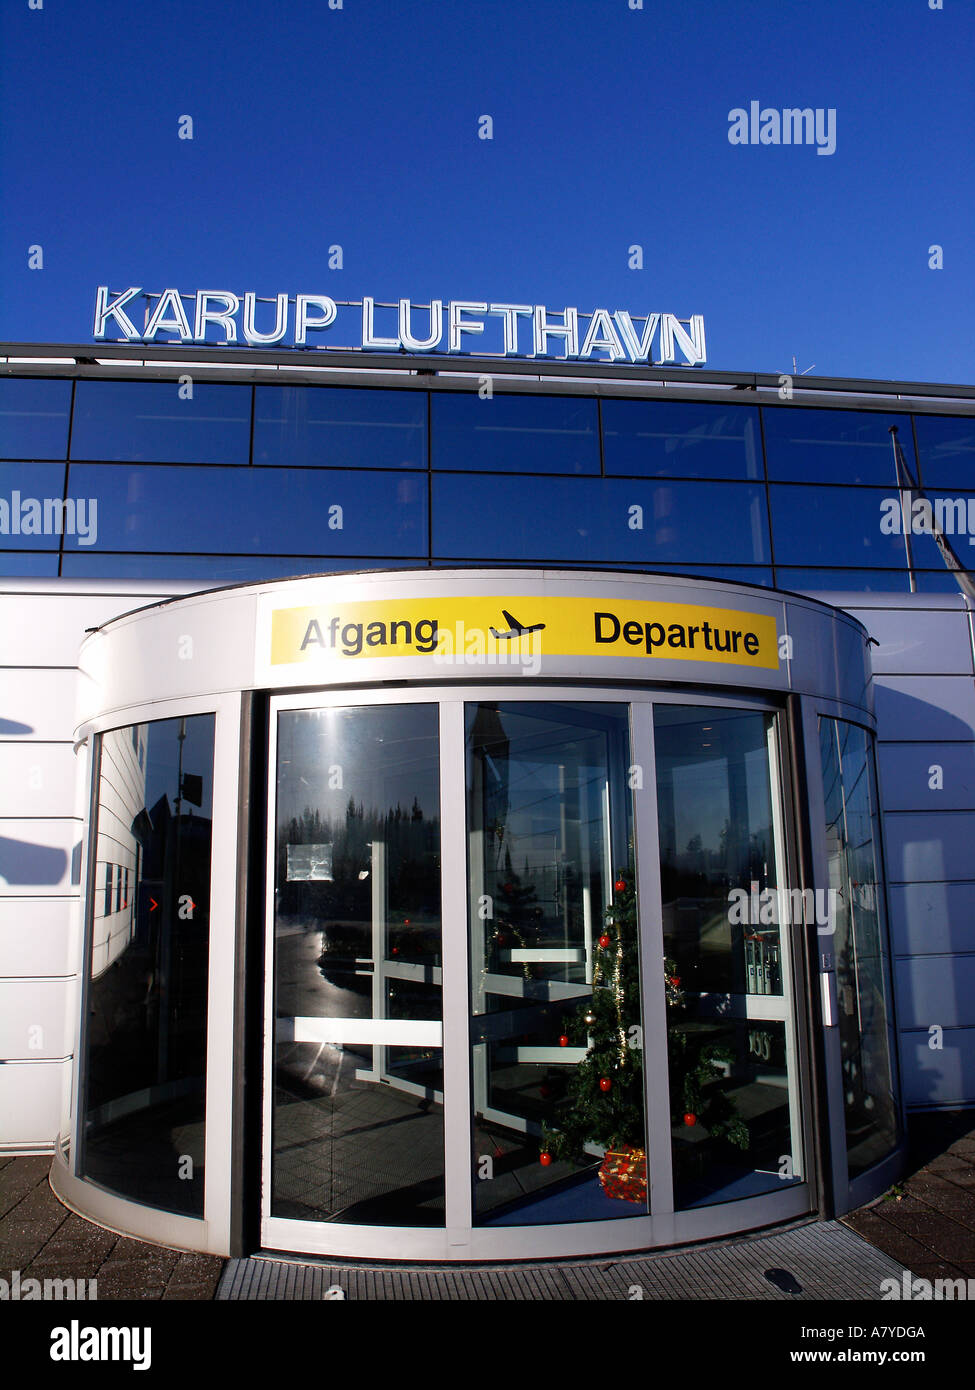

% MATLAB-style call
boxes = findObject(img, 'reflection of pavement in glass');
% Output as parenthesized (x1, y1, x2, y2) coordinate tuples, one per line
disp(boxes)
(272, 1042, 444, 1226)
(84, 1098, 205, 1216)
(275, 924, 369, 1021)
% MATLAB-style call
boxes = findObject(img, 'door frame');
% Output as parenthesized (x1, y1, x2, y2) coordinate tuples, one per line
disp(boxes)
(258, 682, 816, 1262)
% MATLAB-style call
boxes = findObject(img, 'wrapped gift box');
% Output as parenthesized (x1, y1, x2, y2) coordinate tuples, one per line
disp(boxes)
(598, 1146, 647, 1203)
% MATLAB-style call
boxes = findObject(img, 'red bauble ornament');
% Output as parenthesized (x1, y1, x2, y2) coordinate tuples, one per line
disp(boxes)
(539, 1083, 551, 1098)
(683, 1112, 697, 1126)
(614, 878, 626, 892)
(558, 1034, 569, 1047)
(539, 1151, 552, 1167)
(598, 933, 611, 949)
(599, 1077, 612, 1093)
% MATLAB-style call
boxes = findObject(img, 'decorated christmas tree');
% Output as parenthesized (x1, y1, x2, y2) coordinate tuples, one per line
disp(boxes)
(541, 870, 748, 1195)
(541, 872, 644, 1163)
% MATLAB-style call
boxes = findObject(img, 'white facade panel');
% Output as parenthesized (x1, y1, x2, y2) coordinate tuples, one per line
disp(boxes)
(0, 816, 80, 895)
(0, 977, 71, 1059)
(0, 896, 77, 977)
(0, 741, 77, 817)
(0, 667, 80, 741)
(0, 1061, 68, 1149)
(0, 587, 185, 667)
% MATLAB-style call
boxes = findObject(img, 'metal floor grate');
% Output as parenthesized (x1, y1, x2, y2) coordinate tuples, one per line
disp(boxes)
(217, 1219, 908, 1301)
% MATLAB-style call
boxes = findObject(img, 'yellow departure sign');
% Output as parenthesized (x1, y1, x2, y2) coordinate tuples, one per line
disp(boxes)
(269, 595, 779, 670)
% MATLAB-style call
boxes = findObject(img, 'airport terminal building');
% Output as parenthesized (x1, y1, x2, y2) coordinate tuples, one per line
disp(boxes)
(1, 328, 973, 1261)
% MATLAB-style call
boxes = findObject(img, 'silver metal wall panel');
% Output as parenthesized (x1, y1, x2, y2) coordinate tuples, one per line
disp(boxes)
(899, 1030, 975, 1108)
(874, 674, 975, 742)
(883, 810, 975, 884)
(878, 742, 975, 811)
(895, 955, 975, 1029)
(843, 606, 973, 676)
(889, 882, 975, 957)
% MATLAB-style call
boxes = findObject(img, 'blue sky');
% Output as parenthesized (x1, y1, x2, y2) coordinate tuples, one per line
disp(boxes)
(1, 0, 973, 382)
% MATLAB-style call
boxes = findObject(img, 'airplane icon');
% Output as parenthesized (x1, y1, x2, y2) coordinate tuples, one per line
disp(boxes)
(490, 609, 547, 640)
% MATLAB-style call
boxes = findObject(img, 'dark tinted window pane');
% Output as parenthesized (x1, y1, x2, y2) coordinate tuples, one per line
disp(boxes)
(912, 568, 975, 593)
(66, 465, 426, 556)
(763, 408, 916, 485)
(432, 392, 599, 474)
(83, 716, 214, 1214)
(888, 491, 975, 573)
(770, 485, 911, 567)
(638, 563, 775, 586)
(0, 463, 74, 548)
(0, 551, 59, 575)
(776, 568, 912, 594)
(71, 381, 251, 463)
(254, 386, 427, 469)
(61, 553, 426, 580)
(603, 400, 761, 479)
(434, 475, 769, 564)
(0, 378, 72, 459)
(914, 414, 975, 488)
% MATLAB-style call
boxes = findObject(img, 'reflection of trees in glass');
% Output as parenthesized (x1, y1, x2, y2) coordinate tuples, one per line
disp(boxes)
(280, 798, 442, 968)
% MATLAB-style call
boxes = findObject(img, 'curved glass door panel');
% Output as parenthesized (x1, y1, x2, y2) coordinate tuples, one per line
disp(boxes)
(81, 715, 214, 1215)
(819, 717, 900, 1177)
(653, 705, 803, 1209)
(466, 702, 647, 1225)
(267, 704, 445, 1227)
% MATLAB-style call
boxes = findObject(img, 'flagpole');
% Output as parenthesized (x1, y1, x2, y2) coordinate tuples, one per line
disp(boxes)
(889, 426, 917, 591)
